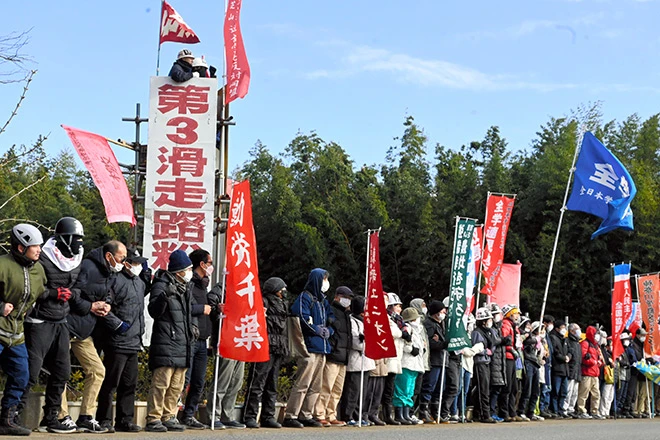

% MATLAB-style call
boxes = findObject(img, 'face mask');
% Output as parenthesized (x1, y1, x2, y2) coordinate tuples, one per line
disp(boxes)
(321, 279, 330, 293)
(573, 330, 581, 338)
(485, 320, 493, 328)
(546, 324, 554, 333)
(623, 340, 630, 347)
(594, 335, 601, 343)
(109, 254, 124, 273)
(129, 264, 143, 277)
(640, 336, 647, 343)
(559, 328, 568, 337)
(180, 270, 193, 283)
(338, 297, 351, 308)
(494, 315, 502, 323)
(422, 307, 428, 315)
(467, 323, 475, 332)
(205, 264, 215, 276)
(438, 312, 446, 322)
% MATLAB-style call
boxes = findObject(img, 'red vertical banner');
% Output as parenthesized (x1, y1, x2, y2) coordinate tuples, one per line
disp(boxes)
(611, 263, 632, 361)
(219, 180, 269, 362)
(364, 230, 396, 360)
(224, 0, 250, 104)
(480, 194, 515, 295)
(637, 273, 660, 356)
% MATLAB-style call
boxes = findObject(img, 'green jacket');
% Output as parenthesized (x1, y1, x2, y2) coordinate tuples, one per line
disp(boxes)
(0, 254, 47, 346)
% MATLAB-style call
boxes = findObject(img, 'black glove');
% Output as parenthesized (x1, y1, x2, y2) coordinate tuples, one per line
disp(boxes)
(584, 353, 591, 360)
(359, 334, 365, 343)
(502, 336, 512, 346)
(402, 332, 412, 342)
(411, 346, 420, 357)
(209, 65, 217, 78)
(192, 325, 200, 340)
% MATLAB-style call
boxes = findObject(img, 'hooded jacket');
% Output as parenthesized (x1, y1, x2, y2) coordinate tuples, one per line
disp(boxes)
(549, 328, 570, 377)
(105, 269, 146, 352)
(500, 317, 519, 361)
(410, 298, 430, 371)
(580, 326, 602, 377)
(401, 319, 426, 373)
(424, 314, 448, 367)
(347, 314, 376, 372)
(262, 278, 289, 356)
(567, 331, 582, 381)
(290, 268, 336, 355)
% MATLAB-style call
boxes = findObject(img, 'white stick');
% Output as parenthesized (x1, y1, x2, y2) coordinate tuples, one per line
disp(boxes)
(359, 230, 371, 428)
(210, 267, 229, 430)
(646, 378, 651, 419)
(359, 352, 365, 428)
(437, 351, 448, 422)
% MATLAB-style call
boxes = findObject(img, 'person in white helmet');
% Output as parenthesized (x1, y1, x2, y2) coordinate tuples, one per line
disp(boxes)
(472, 307, 496, 423)
(191, 57, 217, 78)
(0, 224, 47, 436)
(380, 292, 408, 425)
(169, 49, 196, 82)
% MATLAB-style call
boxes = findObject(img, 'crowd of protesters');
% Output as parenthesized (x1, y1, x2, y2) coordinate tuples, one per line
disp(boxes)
(0, 219, 657, 436)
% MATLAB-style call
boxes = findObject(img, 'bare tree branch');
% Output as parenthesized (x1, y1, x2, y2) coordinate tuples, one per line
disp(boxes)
(0, 69, 36, 136)
(0, 30, 32, 84)
(0, 219, 54, 232)
(0, 174, 47, 212)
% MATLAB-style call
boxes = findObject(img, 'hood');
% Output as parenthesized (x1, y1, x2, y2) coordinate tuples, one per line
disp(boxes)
(263, 277, 287, 296)
(410, 298, 426, 316)
(586, 326, 598, 344)
(303, 268, 328, 301)
(154, 268, 177, 285)
(86, 247, 111, 276)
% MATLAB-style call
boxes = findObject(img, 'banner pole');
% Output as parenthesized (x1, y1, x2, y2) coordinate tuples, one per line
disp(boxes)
(156, 0, 164, 75)
(437, 351, 448, 422)
(460, 357, 465, 423)
(357, 230, 370, 428)
(475, 192, 490, 309)
(359, 352, 365, 428)
(538, 128, 584, 324)
(211, 267, 228, 430)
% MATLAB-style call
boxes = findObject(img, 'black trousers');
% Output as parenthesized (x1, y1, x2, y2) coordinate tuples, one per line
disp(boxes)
(498, 359, 519, 418)
(341, 371, 370, 421)
(96, 350, 138, 425)
(382, 372, 396, 406)
(366, 375, 385, 418)
(520, 361, 540, 417)
(440, 358, 460, 419)
(243, 354, 283, 422)
(473, 363, 491, 420)
(183, 340, 208, 419)
(23, 321, 70, 413)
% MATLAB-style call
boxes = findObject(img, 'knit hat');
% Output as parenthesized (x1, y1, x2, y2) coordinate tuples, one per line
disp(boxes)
(263, 277, 286, 296)
(554, 319, 566, 329)
(402, 307, 419, 323)
(336, 286, 354, 298)
(168, 250, 192, 273)
(428, 300, 445, 316)
(351, 296, 365, 315)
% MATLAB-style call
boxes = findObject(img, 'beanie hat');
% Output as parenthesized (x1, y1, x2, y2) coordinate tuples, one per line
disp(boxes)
(351, 296, 365, 315)
(428, 300, 445, 316)
(336, 286, 354, 298)
(402, 307, 419, 323)
(554, 319, 566, 329)
(263, 277, 286, 296)
(168, 250, 192, 273)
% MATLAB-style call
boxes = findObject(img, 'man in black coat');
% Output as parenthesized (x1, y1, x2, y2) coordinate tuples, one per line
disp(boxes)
(169, 49, 196, 82)
(549, 320, 570, 417)
(565, 323, 583, 416)
(420, 300, 447, 422)
(313, 286, 353, 426)
(96, 248, 148, 432)
(243, 277, 290, 429)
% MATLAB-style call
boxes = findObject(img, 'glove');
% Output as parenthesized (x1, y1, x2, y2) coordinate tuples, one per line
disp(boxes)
(359, 334, 365, 343)
(192, 71, 200, 78)
(486, 349, 493, 356)
(56, 287, 72, 302)
(502, 336, 512, 346)
(116, 321, 131, 335)
(411, 346, 420, 357)
(209, 65, 217, 77)
(584, 353, 591, 360)
(402, 332, 412, 342)
(316, 326, 330, 339)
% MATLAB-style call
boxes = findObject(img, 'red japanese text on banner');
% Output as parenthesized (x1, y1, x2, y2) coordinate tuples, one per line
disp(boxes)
(160, 0, 200, 44)
(637, 273, 660, 356)
(480, 195, 515, 295)
(219, 180, 269, 362)
(143, 77, 217, 272)
(364, 231, 396, 360)
(611, 263, 632, 361)
(62, 126, 136, 225)
(223, 0, 250, 104)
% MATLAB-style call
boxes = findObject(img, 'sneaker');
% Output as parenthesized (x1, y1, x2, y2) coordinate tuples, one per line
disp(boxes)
(592, 414, 605, 420)
(42, 417, 77, 434)
(491, 415, 503, 422)
(480, 417, 497, 424)
(329, 419, 347, 426)
(60, 416, 78, 431)
(145, 421, 168, 432)
(182, 416, 206, 430)
(530, 415, 544, 421)
(162, 417, 185, 431)
(519, 414, 530, 422)
(450, 414, 460, 422)
(77, 416, 109, 433)
(577, 413, 592, 420)
(282, 418, 304, 428)
(439, 417, 457, 424)
(540, 411, 553, 419)
(260, 418, 282, 428)
(100, 420, 115, 433)
(299, 418, 322, 428)
(513, 415, 523, 422)
(211, 420, 226, 430)
(224, 420, 246, 429)
(244, 419, 259, 429)
(360, 419, 369, 426)
(346, 420, 358, 426)
(115, 422, 142, 432)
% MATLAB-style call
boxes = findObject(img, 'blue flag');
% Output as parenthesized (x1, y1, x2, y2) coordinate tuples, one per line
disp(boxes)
(566, 132, 636, 239)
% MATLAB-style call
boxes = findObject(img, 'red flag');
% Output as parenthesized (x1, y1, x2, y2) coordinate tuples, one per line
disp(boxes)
(637, 274, 660, 356)
(490, 262, 521, 307)
(160, 1, 200, 44)
(223, 0, 250, 104)
(61, 126, 136, 226)
(481, 194, 515, 295)
(219, 180, 269, 362)
(611, 264, 632, 361)
(364, 230, 396, 360)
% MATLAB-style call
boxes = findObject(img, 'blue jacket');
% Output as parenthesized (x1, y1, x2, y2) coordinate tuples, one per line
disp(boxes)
(291, 268, 336, 355)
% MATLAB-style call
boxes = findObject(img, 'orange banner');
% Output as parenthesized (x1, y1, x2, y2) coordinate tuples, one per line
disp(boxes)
(481, 195, 515, 295)
(637, 274, 660, 356)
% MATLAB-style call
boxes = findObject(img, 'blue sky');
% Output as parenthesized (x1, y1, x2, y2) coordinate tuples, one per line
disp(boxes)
(2, 0, 660, 172)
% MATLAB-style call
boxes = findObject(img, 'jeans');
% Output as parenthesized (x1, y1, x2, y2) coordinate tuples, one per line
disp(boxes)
(551, 374, 569, 414)
(451, 369, 471, 416)
(420, 367, 442, 403)
(519, 361, 540, 417)
(183, 340, 208, 419)
(0, 343, 29, 409)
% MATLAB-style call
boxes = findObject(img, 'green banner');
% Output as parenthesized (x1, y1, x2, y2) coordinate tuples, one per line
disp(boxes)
(446, 217, 476, 352)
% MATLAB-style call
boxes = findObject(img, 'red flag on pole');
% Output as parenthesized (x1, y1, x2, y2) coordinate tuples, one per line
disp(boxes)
(223, 0, 250, 104)
(160, 1, 200, 44)
(611, 263, 632, 361)
(364, 230, 396, 360)
(219, 180, 269, 362)
(490, 262, 521, 308)
(481, 194, 515, 295)
(637, 273, 660, 356)
(61, 125, 136, 226)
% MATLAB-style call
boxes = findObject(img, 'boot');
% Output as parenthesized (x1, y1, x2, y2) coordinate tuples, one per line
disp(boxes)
(0, 406, 31, 436)
(394, 407, 411, 425)
(428, 402, 440, 422)
(402, 407, 414, 423)
(418, 403, 435, 424)
(383, 404, 400, 425)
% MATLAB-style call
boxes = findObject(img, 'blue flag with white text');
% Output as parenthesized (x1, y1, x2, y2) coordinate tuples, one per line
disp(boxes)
(566, 132, 636, 239)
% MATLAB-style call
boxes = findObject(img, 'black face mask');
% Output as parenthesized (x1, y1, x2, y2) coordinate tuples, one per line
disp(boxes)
(56, 235, 83, 258)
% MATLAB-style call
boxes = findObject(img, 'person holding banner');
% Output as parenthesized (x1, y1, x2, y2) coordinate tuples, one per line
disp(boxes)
(381, 293, 406, 425)
(393, 308, 425, 425)
(282, 268, 335, 429)
(632, 328, 650, 417)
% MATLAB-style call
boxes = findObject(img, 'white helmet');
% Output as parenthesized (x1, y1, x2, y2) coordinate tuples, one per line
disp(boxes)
(467, 313, 476, 326)
(177, 49, 194, 60)
(386, 292, 402, 307)
(531, 321, 542, 333)
(475, 307, 493, 321)
(442, 296, 450, 308)
(12, 224, 44, 247)
(192, 57, 207, 68)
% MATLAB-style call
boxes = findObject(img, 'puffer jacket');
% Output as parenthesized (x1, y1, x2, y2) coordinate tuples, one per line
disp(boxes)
(500, 317, 519, 361)
(327, 301, 351, 365)
(400, 320, 425, 373)
(386, 315, 404, 374)
(490, 323, 507, 386)
(290, 269, 335, 355)
(523, 333, 542, 368)
(424, 315, 448, 367)
(263, 290, 289, 357)
(169, 59, 194, 82)
(105, 269, 146, 352)
(549, 329, 570, 377)
(410, 298, 430, 371)
(632, 338, 646, 380)
(580, 326, 602, 377)
(67, 247, 122, 340)
(148, 269, 196, 370)
(189, 273, 212, 340)
(373, 358, 389, 377)
(0, 254, 47, 346)
(472, 325, 493, 365)
(347, 315, 376, 372)
(567, 332, 582, 381)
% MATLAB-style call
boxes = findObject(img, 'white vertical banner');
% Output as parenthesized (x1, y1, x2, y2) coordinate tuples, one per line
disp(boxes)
(143, 76, 218, 343)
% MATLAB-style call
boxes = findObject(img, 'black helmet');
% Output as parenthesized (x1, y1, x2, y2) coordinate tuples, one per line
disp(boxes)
(55, 217, 84, 237)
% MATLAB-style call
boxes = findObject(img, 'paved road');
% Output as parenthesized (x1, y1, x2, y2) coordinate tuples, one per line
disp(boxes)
(27, 419, 660, 440)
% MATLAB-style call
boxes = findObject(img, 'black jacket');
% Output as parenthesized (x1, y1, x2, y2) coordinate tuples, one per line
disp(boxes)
(190, 273, 212, 340)
(327, 302, 351, 365)
(148, 269, 196, 370)
(67, 247, 122, 339)
(549, 329, 570, 377)
(632, 338, 646, 380)
(169, 59, 194, 82)
(263, 292, 289, 357)
(105, 270, 146, 352)
(424, 315, 448, 367)
(523, 334, 541, 368)
(567, 333, 582, 381)
(490, 323, 507, 386)
(472, 325, 494, 365)
(30, 251, 89, 322)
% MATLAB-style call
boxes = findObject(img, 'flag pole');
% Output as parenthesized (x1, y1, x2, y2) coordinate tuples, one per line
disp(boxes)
(538, 127, 584, 324)
(437, 351, 448, 422)
(210, 266, 228, 430)
(359, 230, 371, 428)
(156, 0, 164, 75)
(475, 192, 490, 309)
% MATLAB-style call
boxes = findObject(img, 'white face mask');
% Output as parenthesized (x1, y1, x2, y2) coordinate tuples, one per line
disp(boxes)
(559, 328, 568, 336)
(594, 334, 601, 343)
(180, 270, 193, 283)
(438, 312, 446, 322)
(109, 254, 124, 273)
(623, 340, 630, 347)
(205, 264, 214, 276)
(321, 279, 330, 293)
(546, 324, 554, 333)
(422, 307, 428, 315)
(494, 314, 502, 323)
(485, 320, 493, 328)
(338, 297, 351, 308)
(467, 323, 475, 332)
(129, 264, 143, 278)
(640, 336, 647, 343)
